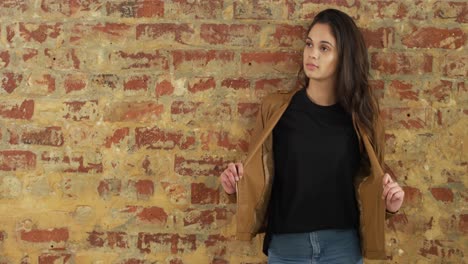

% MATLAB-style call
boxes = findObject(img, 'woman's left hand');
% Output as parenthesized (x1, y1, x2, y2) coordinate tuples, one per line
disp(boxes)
(382, 173, 404, 213)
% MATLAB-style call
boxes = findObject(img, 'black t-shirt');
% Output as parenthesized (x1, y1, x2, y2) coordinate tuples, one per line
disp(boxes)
(267, 87, 361, 235)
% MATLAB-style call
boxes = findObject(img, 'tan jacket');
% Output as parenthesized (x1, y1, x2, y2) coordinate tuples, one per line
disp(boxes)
(235, 88, 395, 260)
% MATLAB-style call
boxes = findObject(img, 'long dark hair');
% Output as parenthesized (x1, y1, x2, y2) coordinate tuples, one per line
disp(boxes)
(298, 8, 384, 163)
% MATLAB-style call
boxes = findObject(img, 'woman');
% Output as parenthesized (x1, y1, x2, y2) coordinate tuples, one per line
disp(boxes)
(220, 9, 404, 263)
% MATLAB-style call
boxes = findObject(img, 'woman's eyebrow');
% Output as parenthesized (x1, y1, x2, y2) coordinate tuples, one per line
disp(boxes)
(306, 37, 335, 47)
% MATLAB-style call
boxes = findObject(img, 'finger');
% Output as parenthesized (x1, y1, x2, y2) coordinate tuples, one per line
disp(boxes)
(390, 189, 405, 202)
(236, 162, 244, 179)
(221, 178, 235, 194)
(383, 173, 393, 185)
(227, 163, 239, 180)
(225, 170, 237, 187)
(386, 187, 402, 203)
(383, 184, 399, 198)
(382, 182, 399, 198)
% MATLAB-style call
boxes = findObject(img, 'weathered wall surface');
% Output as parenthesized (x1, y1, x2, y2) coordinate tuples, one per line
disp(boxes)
(0, 0, 466, 263)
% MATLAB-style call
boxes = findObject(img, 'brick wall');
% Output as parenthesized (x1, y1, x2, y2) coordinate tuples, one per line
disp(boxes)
(0, 0, 466, 263)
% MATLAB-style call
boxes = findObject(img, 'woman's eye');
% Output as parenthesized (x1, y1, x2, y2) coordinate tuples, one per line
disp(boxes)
(320, 46, 329, 51)
(305, 42, 312, 47)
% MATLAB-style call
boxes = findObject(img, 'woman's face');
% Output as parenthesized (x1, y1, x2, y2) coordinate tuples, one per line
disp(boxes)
(303, 23, 339, 82)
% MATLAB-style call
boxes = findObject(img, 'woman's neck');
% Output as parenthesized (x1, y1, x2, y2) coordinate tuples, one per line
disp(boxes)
(306, 79, 337, 106)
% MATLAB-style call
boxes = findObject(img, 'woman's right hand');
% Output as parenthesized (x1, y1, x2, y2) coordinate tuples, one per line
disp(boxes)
(220, 162, 243, 194)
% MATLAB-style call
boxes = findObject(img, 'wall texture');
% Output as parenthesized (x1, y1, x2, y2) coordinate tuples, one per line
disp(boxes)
(0, 0, 466, 263)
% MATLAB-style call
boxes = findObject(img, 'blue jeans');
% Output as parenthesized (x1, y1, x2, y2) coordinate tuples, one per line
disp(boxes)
(268, 229, 363, 264)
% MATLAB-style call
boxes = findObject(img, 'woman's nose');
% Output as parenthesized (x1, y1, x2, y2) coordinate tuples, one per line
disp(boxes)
(309, 48, 319, 59)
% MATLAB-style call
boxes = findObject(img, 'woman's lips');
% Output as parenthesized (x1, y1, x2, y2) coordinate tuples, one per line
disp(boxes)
(305, 63, 318, 70)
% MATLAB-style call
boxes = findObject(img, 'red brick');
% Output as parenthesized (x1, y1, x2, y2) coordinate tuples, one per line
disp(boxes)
(63, 100, 99, 121)
(211, 258, 228, 264)
(0, 150, 36, 171)
(371, 52, 433, 75)
(433, 1, 468, 23)
(423, 80, 452, 103)
(241, 52, 301, 76)
(184, 208, 228, 228)
(166, 0, 223, 19)
(367, 1, 407, 19)
(0, 51, 10, 68)
(17, 23, 62, 44)
(70, 23, 132, 43)
(44, 48, 81, 70)
(200, 24, 261, 46)
(6, 24, 15, 43)
(191, 183, 219, 204)
(28, 73, 56, 93)
(106, 0, 164, 18)
(110, 50, 168, 70)
(460, 214, 468, 234)
(119, 259, 146, 264)
(386, 213, 408, 231)
(381, 107, 429, 130)
(171, 101, 202, 115)
(402, 27, 465, 49)
(267, 24, 307, 48)
(137, 233, 196, 254)
(200, 131, 249, 152)
(160, 182, 188, 205)
(0, 230, 5, 242)
(0, 100, 34, 119)
(137, 206, 167, 223)
(419, 239, 440, 257)
(254, 78, 297, 99)
(10, 126, 64, 146)
(168, 259, 183, 264)
(87, 231, 128, 248)
(301, 0, 359, 7)
(38, 252, 72, 264)
(221, 78, 250, 90)
(172, 50, 235, 75)
(41, 151, 103, 173)
(234, 0, 287, 19)
(0, 0, 28, 13)
(238, 103, 260, 119)
(361, 27, 394, 48)
(441, 54, 467, 77)
(64, 157, 103, 173)
(64, 74, 87, 93)
(97, 179, 122, 198)
(124, 75, 149, 91)
(174, 155, 225, 177)
(370, 80, 385, 99)
(104, 101, 163, 122)
(389, 80, 418, 101)
(155, 79, 174, 97)
(105, 128, 129, 148)
(430, 187, 454, 202)
(188, 77, 216, 93)
(170, 101, 232, 124)
(91, 74, 119, 90)
(20, 228, 68, 243)
(22, 48, 39, 62)
(1, 72, 23, 94)
(41, 0, 102, 17)
(135, 127, 195, 150)
(132, 179, 154, 200)
(136, 23, 194, 44)
(401, 186, 422, 206)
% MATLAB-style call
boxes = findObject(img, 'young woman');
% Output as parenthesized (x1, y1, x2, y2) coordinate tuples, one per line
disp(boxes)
(220, 9, 404, 263)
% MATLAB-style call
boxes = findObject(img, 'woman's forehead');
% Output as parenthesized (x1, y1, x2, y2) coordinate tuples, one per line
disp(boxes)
(307, 23, 336, 45)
